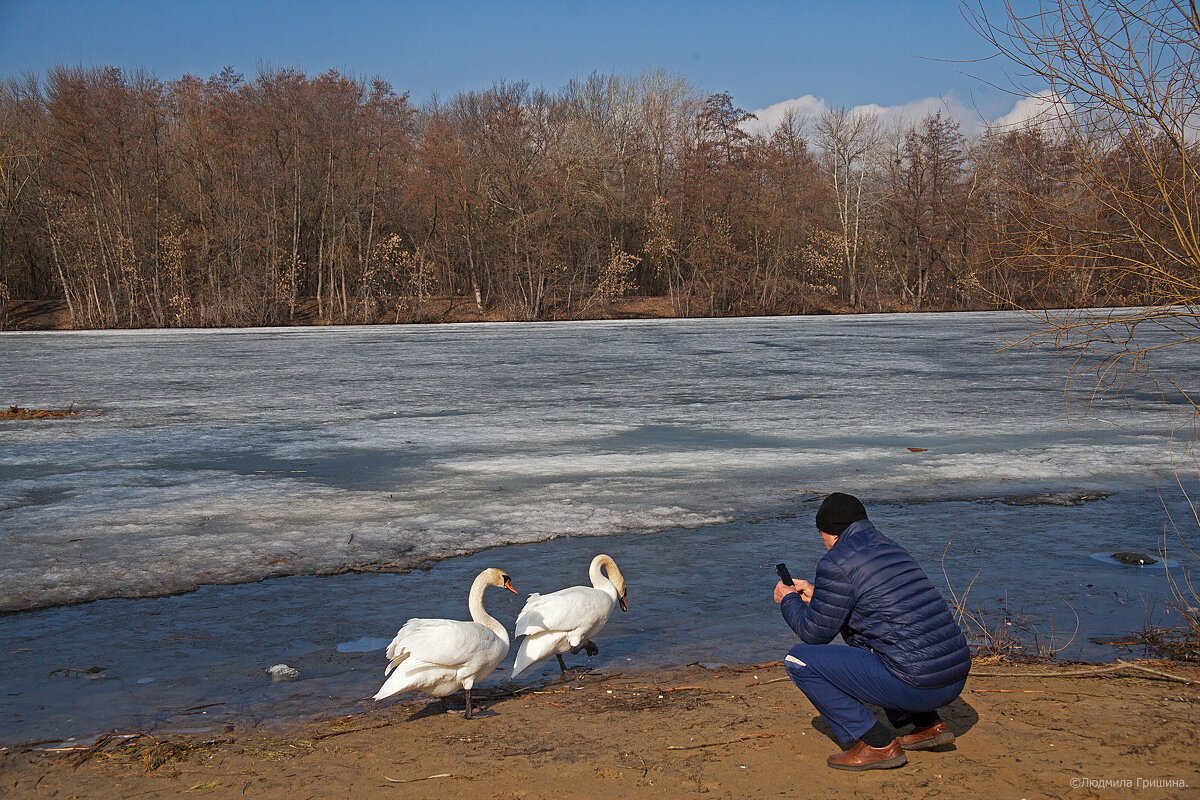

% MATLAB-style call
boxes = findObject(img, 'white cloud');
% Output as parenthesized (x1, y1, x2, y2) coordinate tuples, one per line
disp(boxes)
(988, 90, 1072, 132)
(851, 94, 983, 134)
(746, 94, 828, 134)
(746, 91, 1071, 139)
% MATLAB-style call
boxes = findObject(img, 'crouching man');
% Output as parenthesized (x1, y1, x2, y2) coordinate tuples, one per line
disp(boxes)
(774, 493, 971, 771)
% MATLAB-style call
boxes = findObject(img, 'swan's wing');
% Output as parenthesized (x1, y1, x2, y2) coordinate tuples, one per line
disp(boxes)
(514, 586, 612, 636)
(511, 628, 573, 677)
(385, 619, 498, 669)
(384, 618, 440, 664)
(374, 658, 460, 700)
(513, 593, 545, 636)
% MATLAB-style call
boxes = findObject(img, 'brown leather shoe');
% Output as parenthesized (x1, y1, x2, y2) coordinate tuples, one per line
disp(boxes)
(826, 739, 908, 771)
(898, 720, 955, 751)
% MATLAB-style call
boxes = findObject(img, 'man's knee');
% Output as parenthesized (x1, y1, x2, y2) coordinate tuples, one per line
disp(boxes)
(784, 643, 820, 680)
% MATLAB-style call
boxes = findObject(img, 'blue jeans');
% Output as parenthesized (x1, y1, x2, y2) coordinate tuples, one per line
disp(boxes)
(784, 643, 966, 747)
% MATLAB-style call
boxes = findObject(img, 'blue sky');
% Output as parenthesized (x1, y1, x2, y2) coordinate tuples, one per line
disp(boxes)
(0, 1, 1025, 125)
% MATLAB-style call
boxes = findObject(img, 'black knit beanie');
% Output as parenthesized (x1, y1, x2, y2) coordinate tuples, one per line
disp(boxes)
(815, 492, 868, 536)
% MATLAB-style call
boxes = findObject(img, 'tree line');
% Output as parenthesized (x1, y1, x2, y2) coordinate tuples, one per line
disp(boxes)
(0, 64, 1189, 329)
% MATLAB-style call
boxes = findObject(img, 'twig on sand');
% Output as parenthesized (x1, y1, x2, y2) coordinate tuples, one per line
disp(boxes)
(384, 773, 457, 784)
(186, 781, 222, 792)
(72, 733, 136, 768)
(617, 754, 651, 781)
(667, 733, 773, 751)
(746, 677, 790, 688)
(971, 664, 1126, 679)
(615, 684, 704, 693)
(71, 736, 114, 766)
(311, 721, 393, 741)
(1118, 661, 1197, 684)
(969, 660, 1195, 685)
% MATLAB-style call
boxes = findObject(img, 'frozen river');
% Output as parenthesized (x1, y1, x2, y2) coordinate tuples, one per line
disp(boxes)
(1, 312, 1197, 744)
(2, 313, 1192, 611)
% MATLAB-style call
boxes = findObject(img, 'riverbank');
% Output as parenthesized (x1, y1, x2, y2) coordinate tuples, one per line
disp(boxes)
(4, 296, 1044, 331)
(4, 660, 1197, 799)
(3, 296, 691, 331)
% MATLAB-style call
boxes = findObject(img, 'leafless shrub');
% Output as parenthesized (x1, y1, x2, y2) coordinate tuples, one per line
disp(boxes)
(941, 543, 1079, 662)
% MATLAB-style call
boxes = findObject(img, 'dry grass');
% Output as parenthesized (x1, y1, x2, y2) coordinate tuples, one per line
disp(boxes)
(941, 544, 1079, 662)
(1104, 624, 1200, 663)
(2, 404, 80, 420)
(578, 684, 720, 714)
(90, 735, 305, 774)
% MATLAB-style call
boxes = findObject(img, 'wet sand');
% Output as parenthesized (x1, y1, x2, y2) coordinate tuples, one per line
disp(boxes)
(5, 661, 1198, 799)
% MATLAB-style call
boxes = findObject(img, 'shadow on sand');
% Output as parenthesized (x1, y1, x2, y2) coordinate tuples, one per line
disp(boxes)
(809, 696, 980, 750)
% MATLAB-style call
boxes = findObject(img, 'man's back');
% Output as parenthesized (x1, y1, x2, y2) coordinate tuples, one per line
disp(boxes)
(782, 519, 971, 688)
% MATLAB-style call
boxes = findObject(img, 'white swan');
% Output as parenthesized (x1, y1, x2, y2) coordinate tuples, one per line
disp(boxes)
(373, 567, 515, 719)
(511, 554, 628, 678)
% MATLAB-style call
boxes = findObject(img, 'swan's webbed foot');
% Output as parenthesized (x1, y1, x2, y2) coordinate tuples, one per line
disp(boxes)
(555, 654, 587, 678)
(568, 640, 600, 657)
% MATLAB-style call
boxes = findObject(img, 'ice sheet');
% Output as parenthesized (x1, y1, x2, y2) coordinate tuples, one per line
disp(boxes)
(1, 313, 1195, 611)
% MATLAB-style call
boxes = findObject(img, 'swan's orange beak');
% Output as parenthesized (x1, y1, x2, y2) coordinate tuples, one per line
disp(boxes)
(619, 595, 628, 612)
(504, 579, 517, 594)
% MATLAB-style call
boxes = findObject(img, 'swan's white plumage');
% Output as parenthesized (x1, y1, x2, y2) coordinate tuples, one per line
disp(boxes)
(511, 555, 626, 678)
(515, 586, 615, 637)
(373, 569, 512, 702)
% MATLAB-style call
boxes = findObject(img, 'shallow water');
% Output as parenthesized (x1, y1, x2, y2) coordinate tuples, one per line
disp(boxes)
(1, 312, 1197, 745)
(1089, 553, 1178, 569)
(1, 488, 1195, 746)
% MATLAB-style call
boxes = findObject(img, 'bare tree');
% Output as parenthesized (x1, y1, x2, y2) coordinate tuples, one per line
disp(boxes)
(5, 55, 1188, 329)
(878, 112, 970, 309)
(814, 107, 882, 307)
(966, 0, 1200, 357)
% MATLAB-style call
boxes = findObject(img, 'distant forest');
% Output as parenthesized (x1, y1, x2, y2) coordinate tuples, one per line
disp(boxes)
(0, 66, 1187, 329)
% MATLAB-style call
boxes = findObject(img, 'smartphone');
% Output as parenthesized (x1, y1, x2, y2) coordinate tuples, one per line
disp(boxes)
(776, 562, 794, 586)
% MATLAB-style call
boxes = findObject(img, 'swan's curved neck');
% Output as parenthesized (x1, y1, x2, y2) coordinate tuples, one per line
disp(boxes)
(589, 556, 619, 601)
(468, 574, 509, 643)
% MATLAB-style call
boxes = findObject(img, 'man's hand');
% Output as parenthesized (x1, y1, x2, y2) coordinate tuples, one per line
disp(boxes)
(792, 579, 814, 604)
(773, 580, 796, 603)
(775, 579, 814, 604)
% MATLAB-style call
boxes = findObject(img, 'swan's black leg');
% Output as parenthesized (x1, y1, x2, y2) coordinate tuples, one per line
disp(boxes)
(464, 687, 473, 720)
(556, 654, 568, 672)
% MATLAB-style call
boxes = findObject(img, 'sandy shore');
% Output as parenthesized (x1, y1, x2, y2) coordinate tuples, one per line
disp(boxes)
(3, 661, 1198, 799)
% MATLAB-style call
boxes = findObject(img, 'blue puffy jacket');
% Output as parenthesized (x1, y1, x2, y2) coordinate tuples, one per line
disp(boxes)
(780, 519, 971, 688)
